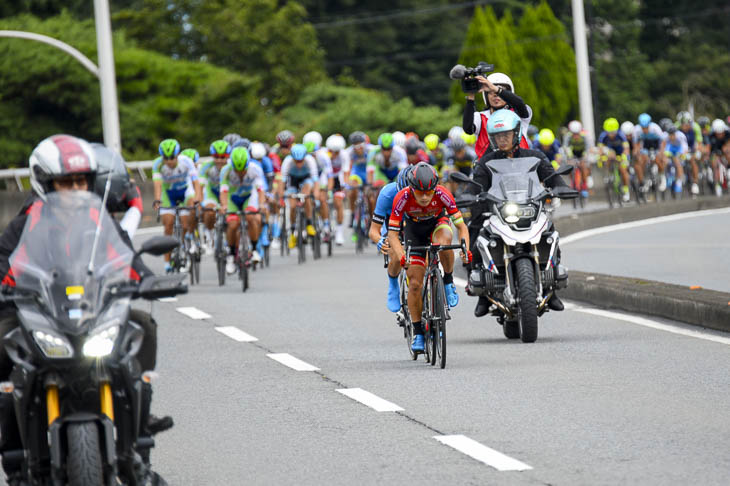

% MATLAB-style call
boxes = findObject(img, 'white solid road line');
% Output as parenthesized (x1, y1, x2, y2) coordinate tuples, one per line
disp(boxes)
(336, 388, 404, 412)
(215, 326, 258, 342)
(561, 207, 730, 245)
(158, 297, 178, 303)
(434, 435, 532, 472)
(266, 353, 320, 371)
(565, 302, 730, 346)
(175, 307, 212, 320)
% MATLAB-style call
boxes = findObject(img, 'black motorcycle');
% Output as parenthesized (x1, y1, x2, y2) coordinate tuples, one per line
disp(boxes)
(452, 159, 576, 342)
(0, 192, 186, 485)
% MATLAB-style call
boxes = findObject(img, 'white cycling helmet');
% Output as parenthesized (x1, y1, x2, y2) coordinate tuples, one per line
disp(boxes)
(29, 134, 97, 200)
(392, 131, 406, 148)
(302, 131, 323, 150)
(447, 126, 464, 141)
(711, 119, 727, 134)
(568, 120, 582, 134)
(250, 141, 267, 160)
(325, 134, 346, 152)
(486, 72, 514, 92)
(621, 121, 635, 136)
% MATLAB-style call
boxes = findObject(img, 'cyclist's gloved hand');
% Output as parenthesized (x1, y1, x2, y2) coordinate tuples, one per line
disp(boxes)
(376, 235, 388, 253)
(399, 254, 408, 268)
(461, 250, 473, 264)
(152, 199, 161, 210)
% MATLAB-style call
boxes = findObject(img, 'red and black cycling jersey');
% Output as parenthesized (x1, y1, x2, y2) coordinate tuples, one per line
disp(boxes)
(388, 185, 462, 231)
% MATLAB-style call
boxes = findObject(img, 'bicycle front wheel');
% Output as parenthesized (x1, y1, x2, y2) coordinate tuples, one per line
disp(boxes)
(297, 210, 306, 264)
(432, 273, 447, 369)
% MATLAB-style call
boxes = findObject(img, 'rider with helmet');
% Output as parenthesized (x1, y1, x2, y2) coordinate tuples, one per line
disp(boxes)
(598, 118, 632, 202)
(369, 166, 414, 313)
(368, 133, 408, 187)
(562, 121, 591, 196)
(404, 137, 429, 166)
(632, 113, 667, 193)
(462, 72, 532, 157)
(535, 129, 564, 169)
(392, 131, 407, 149)
(196, 140, 231, 254)
(279, 143, 320, 248)
(387, 162, 471, 352)
(676, 112, 703, 195)
(442, 136, 476, 196)
(469, 110, 573, 317)
(423, 134, 452, 175)
(325, 134, 350, 245)
(344, 131, 374, 227)
(0, 135, 171, 483)
(223, 133, 242, 147)
(304, 131, 334, 238)
(708, 119, 730, 196)
(220, 147, 266, 272)
(152, 139, 202, 273)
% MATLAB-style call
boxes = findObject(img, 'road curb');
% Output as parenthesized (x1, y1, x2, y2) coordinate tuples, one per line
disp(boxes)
(563, 271, 730, 333)
(553, 195, 730, 237)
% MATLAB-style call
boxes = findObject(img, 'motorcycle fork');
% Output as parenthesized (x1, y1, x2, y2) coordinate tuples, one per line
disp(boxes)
(100, 381, 114, 422)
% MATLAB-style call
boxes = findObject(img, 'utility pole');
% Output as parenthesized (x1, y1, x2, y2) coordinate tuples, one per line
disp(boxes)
(571, 0, 595, 147)
(93, 0, 122, 152)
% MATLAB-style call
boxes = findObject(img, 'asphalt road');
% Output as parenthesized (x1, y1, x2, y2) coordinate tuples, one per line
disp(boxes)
(563, 209, 730, 292)
(128, 228, 730, 485)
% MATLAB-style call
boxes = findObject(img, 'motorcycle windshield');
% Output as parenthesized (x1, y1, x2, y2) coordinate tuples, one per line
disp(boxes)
(9, 192, 134, 332)
(485, 157, 548, 204)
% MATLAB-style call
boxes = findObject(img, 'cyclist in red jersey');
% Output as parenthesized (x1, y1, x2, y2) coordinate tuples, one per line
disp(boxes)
(388, 163, 471, 352)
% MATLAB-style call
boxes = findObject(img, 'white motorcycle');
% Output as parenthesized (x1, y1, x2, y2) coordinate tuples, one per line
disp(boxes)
(452, 157, 577, 342)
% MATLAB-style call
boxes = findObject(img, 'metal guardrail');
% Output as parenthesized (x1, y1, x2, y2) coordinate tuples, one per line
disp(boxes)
(0, 159, 159, 190)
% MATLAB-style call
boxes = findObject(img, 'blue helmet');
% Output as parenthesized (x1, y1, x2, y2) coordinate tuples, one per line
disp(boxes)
(396, 166, 413, 191)
(486, 109, 521, 150)
(638, 113, 652, 128)
(291, 144, 307, 161)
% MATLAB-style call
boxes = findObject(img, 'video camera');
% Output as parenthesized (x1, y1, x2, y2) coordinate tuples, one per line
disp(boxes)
(449, 62, 495, 94)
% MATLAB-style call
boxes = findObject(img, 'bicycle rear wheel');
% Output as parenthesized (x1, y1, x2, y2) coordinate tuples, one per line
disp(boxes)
(432, 272, 447, 369)
(297, 209, 306, 264)
(422, 279, 434, 365)
(239, 219, 250, 292)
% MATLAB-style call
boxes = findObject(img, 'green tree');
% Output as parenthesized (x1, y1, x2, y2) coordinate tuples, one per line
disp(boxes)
(517, 0, 577, 130)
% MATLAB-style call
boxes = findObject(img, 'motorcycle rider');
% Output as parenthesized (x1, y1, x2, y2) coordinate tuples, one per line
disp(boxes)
(0, 135, 171, 483)
(467, 110, 575, 317)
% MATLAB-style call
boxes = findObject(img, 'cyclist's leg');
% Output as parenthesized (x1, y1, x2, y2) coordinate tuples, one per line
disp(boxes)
(318, 176, 330, 225)
(406, 263, 426, 332)
(202, 186, 219, 230)
(433, 219, 459, 306)
(244, 191, 262, 252)
(180, 185, 196, 234)
(160, 188, 182, 263)
(301, 180, 314, 221)
(226, 195, 243, 252)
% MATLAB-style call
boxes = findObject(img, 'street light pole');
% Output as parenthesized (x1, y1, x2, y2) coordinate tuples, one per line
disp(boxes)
(571, 0, 596, 147)
(93, 0, 122, 152)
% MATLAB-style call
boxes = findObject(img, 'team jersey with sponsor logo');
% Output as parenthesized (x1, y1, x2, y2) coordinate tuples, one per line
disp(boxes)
(388, 185, 463, 231)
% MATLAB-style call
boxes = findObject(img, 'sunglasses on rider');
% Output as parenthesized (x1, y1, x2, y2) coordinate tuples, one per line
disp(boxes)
(413, 189, 435, 198)
(213, 154, 229, 160)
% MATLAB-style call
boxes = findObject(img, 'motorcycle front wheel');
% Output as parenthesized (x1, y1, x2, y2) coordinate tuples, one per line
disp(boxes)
(66, 422, 105, 486)
(515, 258, 539, 343)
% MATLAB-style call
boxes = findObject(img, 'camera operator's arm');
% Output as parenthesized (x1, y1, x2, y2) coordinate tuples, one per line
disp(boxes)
(498, 90, 529, 119)
(463, 99, 477, 135)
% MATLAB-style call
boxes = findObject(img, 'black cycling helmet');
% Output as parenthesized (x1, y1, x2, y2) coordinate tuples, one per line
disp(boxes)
(407, 162, 439, 191)
(450, 137, 467, 152)
(667, 125, 678, 135)
(659, 117, 673, 132)
(348, 131, 367, 145)
(697, 116, 711, 128)
(405, 138, 421, 156)
(91, 143, 134, 213)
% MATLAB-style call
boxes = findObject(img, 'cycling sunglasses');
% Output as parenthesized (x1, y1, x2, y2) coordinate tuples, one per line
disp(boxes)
(413, 189, 435, 198)
(213, 154, 229, 159)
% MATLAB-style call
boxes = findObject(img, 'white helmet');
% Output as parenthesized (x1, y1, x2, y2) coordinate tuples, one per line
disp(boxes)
(486, 72, 514, 92)
(711, 119, 727, 134)
(302, 131, 323, 150)
(447, 126, 464, 141)
(392, 131, 406, 148)
(29, 134, 97, 200)
(325, 134, 346, 152)
(568, 120, 582, 134)
(250, 142, 267, 160)
(620, 121, 634, 136)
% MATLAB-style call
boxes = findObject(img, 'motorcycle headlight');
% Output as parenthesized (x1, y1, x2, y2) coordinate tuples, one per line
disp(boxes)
(32, 330, 74, 359)
(500, 203, 536, 224)
(83, 321, 120, 358)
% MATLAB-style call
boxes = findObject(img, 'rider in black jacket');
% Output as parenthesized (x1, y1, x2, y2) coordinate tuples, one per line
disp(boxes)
(466, 110, 575, 317)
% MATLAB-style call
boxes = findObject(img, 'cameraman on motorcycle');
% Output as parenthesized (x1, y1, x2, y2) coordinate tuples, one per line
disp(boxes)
(467, 110, 575, 317)
(0, 135, 171, 483)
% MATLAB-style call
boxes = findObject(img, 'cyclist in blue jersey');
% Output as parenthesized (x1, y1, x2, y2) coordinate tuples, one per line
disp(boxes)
(598, 118, 631, 202)
(664, 126, 688, 194)
(279, 144, 319, 249)
(344, 131, 373, 226)
(676, 112, 703, 195)
(632, 113, 667, 192)
(369, 167, 414, 313)
(534, 129, 563, 169)
(304, 131, 334, 238)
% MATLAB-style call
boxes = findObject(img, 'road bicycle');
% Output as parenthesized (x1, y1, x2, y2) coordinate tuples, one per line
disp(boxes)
(403, 239, 467, 369)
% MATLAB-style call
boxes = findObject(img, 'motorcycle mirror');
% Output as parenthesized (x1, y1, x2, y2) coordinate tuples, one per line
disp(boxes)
(449, 171, 483, 190)
(544, 164, 574, 182)
(138, 236, 179, 257)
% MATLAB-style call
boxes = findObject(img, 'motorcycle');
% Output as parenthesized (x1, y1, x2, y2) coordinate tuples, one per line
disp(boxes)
(0, 192, 186, 485)
(451, 158, 577, 343)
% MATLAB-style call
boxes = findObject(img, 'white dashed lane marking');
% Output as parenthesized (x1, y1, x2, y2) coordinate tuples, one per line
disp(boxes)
(266, 353, 320, 371)
(336, 388, 404, 412)
(215, 326, 258, 342)
(158, 297, 178, 303)
(434, 435, 533, 471)
(176, 307, 212, 320)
